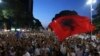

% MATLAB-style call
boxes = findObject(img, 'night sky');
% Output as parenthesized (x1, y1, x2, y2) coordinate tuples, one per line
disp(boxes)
(33, 0, 100, 27)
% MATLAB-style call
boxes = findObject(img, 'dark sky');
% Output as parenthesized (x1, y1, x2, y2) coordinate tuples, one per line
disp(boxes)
(33, 0, 99, 27)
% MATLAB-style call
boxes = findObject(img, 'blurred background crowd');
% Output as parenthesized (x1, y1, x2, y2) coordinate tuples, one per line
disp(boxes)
(0, 30, 99, 56)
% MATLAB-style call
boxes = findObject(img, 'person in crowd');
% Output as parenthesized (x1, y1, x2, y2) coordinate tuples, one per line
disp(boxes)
(0, 30, 99, 56)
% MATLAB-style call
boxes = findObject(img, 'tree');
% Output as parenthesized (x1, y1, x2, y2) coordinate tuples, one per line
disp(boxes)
(93, 3, 100, 32)
(0, 0, 43, 29)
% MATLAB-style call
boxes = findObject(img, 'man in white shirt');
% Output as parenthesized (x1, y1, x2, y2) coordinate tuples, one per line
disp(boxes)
(60, 43, 67, 56)
(23, 51, 30, 56)
(35, 47, 41, 56)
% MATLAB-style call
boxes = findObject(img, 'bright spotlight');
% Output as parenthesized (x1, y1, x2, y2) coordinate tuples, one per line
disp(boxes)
(0, 0, 2, 3)
(86, 0, 97, 5)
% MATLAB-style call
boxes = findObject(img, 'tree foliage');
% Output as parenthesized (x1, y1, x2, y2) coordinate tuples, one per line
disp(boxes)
(93, 3, 100, 31)
(0, 0, 43, 29)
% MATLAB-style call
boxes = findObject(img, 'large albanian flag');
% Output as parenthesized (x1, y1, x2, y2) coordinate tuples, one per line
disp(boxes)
(49, 12, 95, 41)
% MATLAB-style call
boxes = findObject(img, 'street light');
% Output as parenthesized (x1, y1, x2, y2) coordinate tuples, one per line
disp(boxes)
(86, 0, 96, 23)
(86, 0, 97, 38)
(0, 0, 2, 3)
(86, 0, 97, 22)
(86, 0, 96, 5)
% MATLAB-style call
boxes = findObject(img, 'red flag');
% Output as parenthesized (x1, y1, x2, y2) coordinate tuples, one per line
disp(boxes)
(49, 15, 95, 41)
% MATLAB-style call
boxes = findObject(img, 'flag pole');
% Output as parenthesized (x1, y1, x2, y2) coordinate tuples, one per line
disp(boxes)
(90, 1, 93, 39)
(86, 0, 97, 39)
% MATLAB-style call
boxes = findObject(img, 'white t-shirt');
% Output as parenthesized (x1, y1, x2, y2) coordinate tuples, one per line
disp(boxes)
(60, 45, 66, 54)
(71, 52, 76, 56)
(35, 48, 41, 55)
(23, 52, 30, 56)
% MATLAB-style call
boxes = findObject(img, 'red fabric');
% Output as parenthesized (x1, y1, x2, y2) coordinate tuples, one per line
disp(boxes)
(49, 15, 95, 41)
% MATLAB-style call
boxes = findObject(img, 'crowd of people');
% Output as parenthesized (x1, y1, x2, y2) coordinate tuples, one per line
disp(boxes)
(0, 30, 100, 56)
